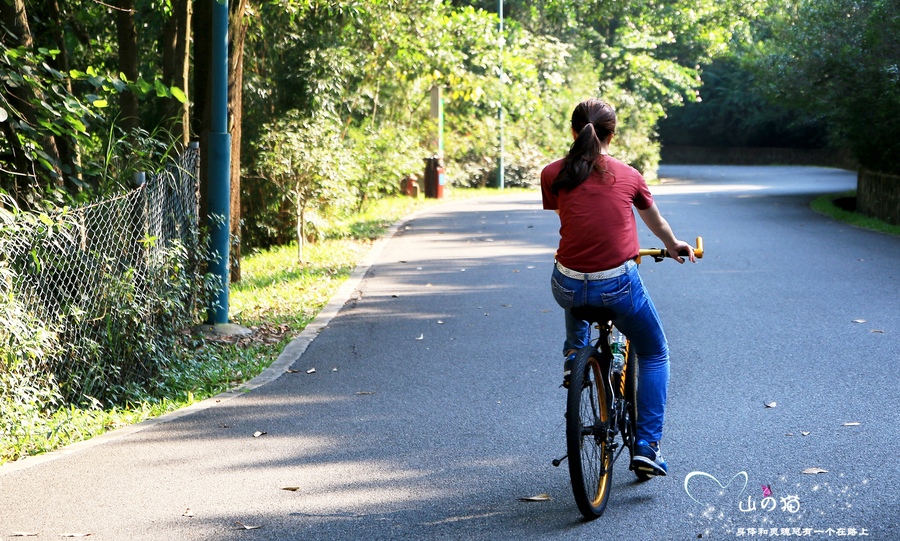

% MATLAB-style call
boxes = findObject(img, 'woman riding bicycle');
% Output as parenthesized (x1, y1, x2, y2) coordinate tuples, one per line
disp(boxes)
(541, 98, 696, 479)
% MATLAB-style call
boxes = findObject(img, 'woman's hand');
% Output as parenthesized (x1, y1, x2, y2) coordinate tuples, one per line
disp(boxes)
(665, 239, 696, 264)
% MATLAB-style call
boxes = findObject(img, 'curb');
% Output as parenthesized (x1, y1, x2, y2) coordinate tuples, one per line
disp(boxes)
(0, 210, 415, 477)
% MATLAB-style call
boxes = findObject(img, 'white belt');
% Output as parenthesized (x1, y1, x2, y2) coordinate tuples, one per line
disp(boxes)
(555, 259, 634, 281)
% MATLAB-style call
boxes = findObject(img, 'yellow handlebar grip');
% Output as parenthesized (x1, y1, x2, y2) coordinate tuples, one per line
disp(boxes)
(695, 236, 704, 259)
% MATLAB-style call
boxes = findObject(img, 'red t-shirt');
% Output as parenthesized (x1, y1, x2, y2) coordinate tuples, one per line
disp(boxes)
(541, 156, 654, 272)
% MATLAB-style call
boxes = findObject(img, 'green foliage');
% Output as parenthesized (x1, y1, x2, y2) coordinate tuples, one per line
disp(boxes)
(0, 46, 98, 198)
(658, 57, 829, 149)
(347, 122, 424, 211)
(753, 0, 900, 173)
(811, 192, 900, 237)
(252, 111, 354, 262)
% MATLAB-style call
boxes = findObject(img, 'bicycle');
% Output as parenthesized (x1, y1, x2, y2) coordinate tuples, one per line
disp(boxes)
(552, 237, 704, 520)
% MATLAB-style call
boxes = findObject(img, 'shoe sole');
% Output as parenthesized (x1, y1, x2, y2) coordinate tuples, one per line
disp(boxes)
(631, 456, 667, 477)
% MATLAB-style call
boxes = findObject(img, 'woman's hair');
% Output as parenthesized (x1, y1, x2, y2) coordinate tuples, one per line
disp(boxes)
(551, 99, 617, 195)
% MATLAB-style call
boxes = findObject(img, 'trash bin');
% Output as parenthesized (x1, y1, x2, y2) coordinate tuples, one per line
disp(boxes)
(423, 156, 445, 199)
(401, 174, 419, 197)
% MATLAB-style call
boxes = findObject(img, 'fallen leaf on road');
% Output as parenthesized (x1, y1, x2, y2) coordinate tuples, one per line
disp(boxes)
(765, 401, 777, 408)
(281, 487, 301, 492)
(332, 367, 338, 372)
(527, 266, 535, 269)
(785, 433, 794, 436)
(10, 533, 39, 537)
(802, 431, 811, 436)
(235, 522, 262, 530)
(437, 320, 444, 324)
(512, 270, 520, 273)
(518, 493, 552, 502)
(415, 334, 424, 340)
(501, 304, 512, 308)
(285, 369, 300, 373)
(182, 508, 194, 517)
(306, 368, 316, 374)
(253, 431, 267, 438)
(871, 329, 884, 333)
(852, 319, 866, 323)
(59, 534, 92, 538)
(357, 391, 376, 395)
(801, 467, 828, 474)
(842, 422, 861, 426)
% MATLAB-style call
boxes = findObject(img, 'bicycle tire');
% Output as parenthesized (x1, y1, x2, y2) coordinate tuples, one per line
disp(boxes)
(566, 346, 613, 519)
(623, 346, 652, 482)
(617, 340, 636, 445)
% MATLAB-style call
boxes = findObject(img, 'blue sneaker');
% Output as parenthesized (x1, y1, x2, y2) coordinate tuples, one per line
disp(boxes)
(632, 439, 668, 478)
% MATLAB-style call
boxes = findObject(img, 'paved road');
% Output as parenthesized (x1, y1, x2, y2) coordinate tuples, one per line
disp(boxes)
(1, 165, 897, 540)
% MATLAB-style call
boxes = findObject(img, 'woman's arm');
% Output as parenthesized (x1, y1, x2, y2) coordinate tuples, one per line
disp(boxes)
(637, 203, 696, 263)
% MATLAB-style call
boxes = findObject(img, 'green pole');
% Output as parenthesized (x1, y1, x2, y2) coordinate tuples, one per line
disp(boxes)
(208, 0, 231, 324)
(498, 0, 504, 190)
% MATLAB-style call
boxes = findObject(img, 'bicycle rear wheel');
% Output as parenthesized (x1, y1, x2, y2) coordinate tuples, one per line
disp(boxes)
(622, 346, 653, 482)
(565, 347, 613, 519)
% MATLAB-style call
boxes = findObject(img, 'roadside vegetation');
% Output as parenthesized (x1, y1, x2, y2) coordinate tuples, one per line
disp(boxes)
(811, 192, 900, 237)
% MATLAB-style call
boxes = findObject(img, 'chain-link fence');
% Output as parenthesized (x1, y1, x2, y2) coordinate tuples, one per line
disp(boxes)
(2, 145, 211, 404)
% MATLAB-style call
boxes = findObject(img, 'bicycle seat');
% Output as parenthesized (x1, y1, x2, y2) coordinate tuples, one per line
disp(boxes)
(570, 306, 615, 324)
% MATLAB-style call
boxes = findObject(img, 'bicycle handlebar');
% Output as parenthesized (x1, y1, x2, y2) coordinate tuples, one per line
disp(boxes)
(637, 236, 704, 263)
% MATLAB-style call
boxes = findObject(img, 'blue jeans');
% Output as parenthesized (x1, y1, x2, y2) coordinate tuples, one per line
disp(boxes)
(550, 261, 669, 444)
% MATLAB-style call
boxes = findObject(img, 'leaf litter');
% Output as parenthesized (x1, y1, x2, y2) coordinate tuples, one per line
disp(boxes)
(518, 493, 552, 502)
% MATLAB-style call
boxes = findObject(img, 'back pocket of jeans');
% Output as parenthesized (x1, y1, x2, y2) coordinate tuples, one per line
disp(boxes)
(551, 276, 575, 307)
(601, 283, 632, 310)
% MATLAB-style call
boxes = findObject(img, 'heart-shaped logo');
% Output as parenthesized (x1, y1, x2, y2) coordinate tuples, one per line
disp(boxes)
(684, 471, 749, 505)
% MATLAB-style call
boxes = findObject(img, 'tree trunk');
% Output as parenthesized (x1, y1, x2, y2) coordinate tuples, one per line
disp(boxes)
(162, 0, 191, 148)
(192, 0, 212, 227)
(0, 0, 64, 202)
(43, 0, 83, 191)
(116, 0, 140, 134)
(228, 0, 249, 282)
(297, 198, 305, 264)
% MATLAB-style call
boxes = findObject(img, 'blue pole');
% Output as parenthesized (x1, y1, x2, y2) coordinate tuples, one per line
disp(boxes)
(208, 0, 231, 324)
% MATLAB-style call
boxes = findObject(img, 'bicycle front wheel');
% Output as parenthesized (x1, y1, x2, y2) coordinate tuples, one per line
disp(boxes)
(565, 347, 613, 519)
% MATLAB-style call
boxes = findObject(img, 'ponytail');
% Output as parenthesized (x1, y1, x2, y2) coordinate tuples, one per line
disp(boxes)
(550, 99, 617, 195)
(551, 124, 602, 195)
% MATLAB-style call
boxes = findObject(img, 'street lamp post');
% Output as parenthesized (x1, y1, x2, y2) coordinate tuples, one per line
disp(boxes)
(498, 0, 504, 190)
(208, 0, 231, 324)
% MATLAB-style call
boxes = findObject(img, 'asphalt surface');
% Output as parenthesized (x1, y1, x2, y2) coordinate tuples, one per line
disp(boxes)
(1, 165, 897, 540)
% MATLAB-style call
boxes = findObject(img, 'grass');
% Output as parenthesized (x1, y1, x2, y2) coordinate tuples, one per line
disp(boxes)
(1, 187, 533, 465)
(811, 191, 900, 236)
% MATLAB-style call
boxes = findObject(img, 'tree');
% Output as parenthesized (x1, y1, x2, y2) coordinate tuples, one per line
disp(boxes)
(253, 112, 352, 263)
(755, 0, 900, 174)
(115, 0, 139, 133)
(0, 0, 65, 202)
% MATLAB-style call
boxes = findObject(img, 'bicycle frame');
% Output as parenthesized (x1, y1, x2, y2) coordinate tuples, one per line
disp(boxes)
(556, 236, 703, 519)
